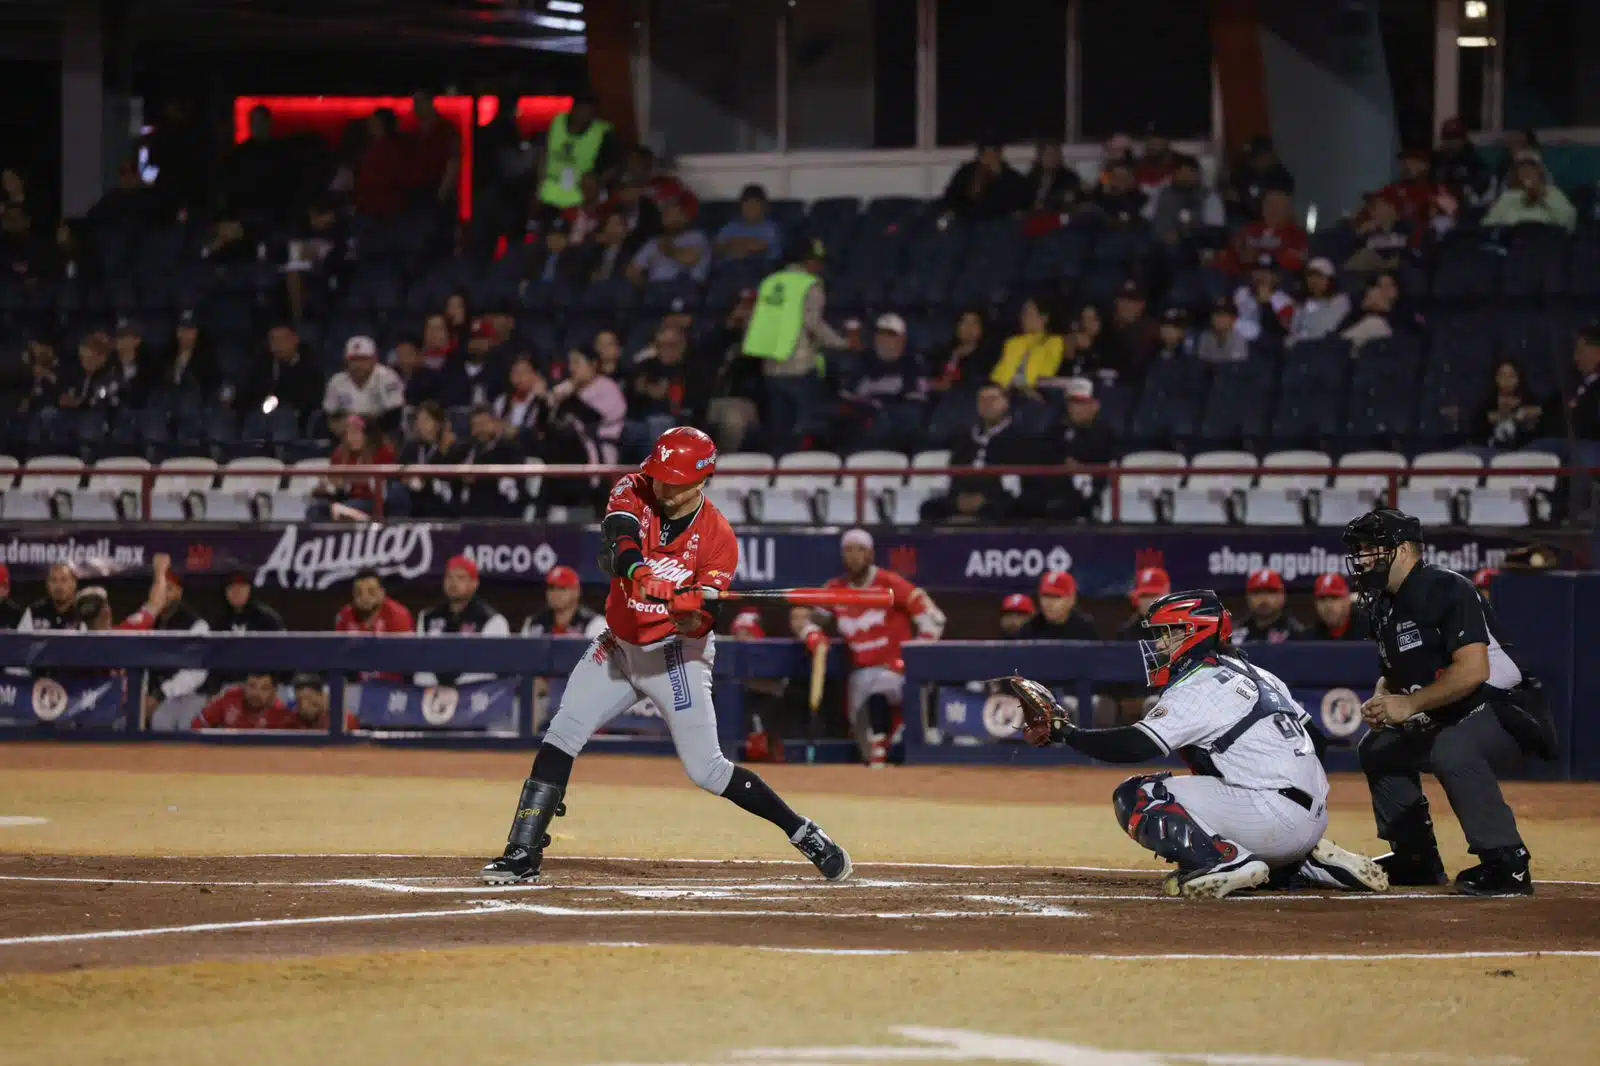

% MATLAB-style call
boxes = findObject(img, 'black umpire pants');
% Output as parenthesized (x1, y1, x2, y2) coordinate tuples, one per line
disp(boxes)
(1358, 702, 1525, 854)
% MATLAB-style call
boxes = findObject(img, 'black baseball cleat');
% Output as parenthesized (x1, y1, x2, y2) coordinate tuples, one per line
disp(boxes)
(1376, 849, 1449, 886)
(1455, 846, 1534, 897)
(480, 839, 547, 884)
(791, 820, 853, 882)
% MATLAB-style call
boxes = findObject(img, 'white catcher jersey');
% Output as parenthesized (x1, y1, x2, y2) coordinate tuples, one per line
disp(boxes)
(1133, 655, 1329, 800)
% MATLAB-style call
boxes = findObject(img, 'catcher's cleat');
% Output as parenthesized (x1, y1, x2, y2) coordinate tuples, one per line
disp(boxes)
(1163, 855, 1271, 900)
(480, 837, 548, 884)
(1298, 839, 1390, 892)
(791, 819, 853, 882)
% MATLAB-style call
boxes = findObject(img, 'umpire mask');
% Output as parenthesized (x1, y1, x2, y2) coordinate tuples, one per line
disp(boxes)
(1341, 509, 1422, 595)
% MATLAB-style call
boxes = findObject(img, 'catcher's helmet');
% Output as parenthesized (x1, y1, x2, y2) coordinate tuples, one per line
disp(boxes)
(640, 426, 717, 486)
(1139, 589, 1234, 688)
(1341, 507, 1422, 594)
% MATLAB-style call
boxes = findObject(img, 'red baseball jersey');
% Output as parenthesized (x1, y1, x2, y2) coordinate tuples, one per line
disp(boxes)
(334, 598, 415, 681)
(192, 687, 296, 730)
(826, 567, 918, 670)
(603, 473, 737, 646)
(115, 609, 157, 632)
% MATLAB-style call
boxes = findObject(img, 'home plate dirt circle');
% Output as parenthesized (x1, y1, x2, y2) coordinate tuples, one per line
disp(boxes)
(2, 854, 1595, 973)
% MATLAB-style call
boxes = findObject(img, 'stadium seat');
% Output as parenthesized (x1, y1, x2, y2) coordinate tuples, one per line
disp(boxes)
(271, 458, 330, 522)
(8, 456, 85, 521)
(1499, 224, 1569, 299)
(1313, 451, 1406, 527)
(73, 457, 152, 521)
(1396, 451, 1483, 526)
(520, 459, 548, 516)
(894, 450, 952, 525)
(755, 451, 841, 525)
(1116, 451, 1185, 524)
(1245, 450, 1330, 527)
(151, 457, 218, 521)
(207, 458, 287, 522)
(1467, 451, 1559, 527)
(0, 456, 18, 498)
(1170, 451, 1256, 525)
(704, 452, 773, 523)
(827, 450, 909, 525)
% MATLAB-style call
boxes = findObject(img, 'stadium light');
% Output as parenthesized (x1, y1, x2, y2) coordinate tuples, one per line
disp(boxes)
(1456, 35, 1496, 47)
(1463, 1, 1488, 20)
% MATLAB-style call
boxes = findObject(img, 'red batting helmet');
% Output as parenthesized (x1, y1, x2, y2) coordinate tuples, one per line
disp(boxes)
(641, 426, 717, 485)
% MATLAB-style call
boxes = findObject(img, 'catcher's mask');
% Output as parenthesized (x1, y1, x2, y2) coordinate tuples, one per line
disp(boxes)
(1139, 589, 1233, 688)
(1341, 508, 1422, 595)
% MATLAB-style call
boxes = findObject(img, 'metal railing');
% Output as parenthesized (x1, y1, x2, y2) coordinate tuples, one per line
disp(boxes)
(3, 461, 1582, 526)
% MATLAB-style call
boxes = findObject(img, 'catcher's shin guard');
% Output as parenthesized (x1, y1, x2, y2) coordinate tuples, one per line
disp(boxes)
(481, 778, 566, 884)
(1113, 774, 1240, 871)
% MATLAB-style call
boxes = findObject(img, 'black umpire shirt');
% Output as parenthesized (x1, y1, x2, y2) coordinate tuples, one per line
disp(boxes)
(1371, 564, 1523, 723)
(1014, 611, 1099, 641)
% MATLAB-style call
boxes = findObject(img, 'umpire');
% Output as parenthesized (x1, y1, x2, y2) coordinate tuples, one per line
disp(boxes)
(1343, 509, 1555, 896)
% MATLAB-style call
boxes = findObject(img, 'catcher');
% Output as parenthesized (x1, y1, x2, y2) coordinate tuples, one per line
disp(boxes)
(1003, 589, 1388, 899)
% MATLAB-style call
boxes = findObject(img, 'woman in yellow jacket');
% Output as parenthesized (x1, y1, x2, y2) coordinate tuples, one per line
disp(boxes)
(990, 297, 1066, 390)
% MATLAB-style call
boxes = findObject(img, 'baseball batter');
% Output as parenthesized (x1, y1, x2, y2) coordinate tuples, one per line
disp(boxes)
(482, 426, 852, 884)
(793, 529, 944, 766)
(1006, 589, 1388, 899)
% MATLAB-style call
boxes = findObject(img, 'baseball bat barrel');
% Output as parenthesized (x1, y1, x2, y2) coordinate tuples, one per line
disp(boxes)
(705, 587, 894, 608)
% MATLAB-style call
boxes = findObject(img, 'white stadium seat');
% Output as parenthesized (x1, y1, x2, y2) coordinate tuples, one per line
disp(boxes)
(757, 451, 840, 524)
(1245, 450, 1329, 527)
(74, 457, 152, 521)
(1170, 450, 1256, 525)
(828, 450, 909, 524)
(1116, 451, 1186, 524)
(1468, 451, 1560, 527)
(8, 456, 84, 521)
(150, 457, 218, 521)
(207, 458, 287, 523)
(894, 450, 952, 524)
(704, 452, 773, 523)
(1396, 451, 1483, 526)
(1314, 451, 1406, 527)
(272, 458, 329, 522)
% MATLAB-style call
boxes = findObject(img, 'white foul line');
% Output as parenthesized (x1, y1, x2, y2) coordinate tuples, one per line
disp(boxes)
(0, 904, 524, 947)
(1085, 950, 1600, 961)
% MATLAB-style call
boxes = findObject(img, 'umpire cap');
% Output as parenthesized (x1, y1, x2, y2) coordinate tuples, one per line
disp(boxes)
(1342, 508, 1422, 550)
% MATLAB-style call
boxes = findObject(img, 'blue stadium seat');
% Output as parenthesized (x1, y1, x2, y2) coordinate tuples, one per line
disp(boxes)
(698, 199, 738, 237)
(1430, 236, 1501, 301)
(641, 279, 702, 313)
(1019, 228, 1088, 286)
(1198, 359, 1276, 446)
(1499, 224, 1569, 299)
(1570, 237, 1600, 299)
(1128, 358, 1209, 446)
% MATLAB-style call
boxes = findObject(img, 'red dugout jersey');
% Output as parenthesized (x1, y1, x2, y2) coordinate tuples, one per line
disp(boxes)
(603, 473, 737, 646)
(334, 598, 415, 681)
(825, 567, 919, 670)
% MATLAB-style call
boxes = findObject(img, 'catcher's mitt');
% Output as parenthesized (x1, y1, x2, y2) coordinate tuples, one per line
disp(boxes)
(1000, 675, 1071, 747)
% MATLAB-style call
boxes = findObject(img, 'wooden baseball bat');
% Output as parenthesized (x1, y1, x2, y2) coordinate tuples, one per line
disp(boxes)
(706, 587, 893, 608)
(807, 639, 828, 764)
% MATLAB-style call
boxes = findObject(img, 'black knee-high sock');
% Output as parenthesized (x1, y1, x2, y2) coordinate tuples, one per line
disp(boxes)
(721, 766, 806, 837)
(866, 694, 893, 735)
(531, 744, 574, 790)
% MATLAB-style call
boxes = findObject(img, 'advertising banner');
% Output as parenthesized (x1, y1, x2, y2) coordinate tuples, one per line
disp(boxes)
(0, 674, 132, 728)
(351, 677, 520, 731)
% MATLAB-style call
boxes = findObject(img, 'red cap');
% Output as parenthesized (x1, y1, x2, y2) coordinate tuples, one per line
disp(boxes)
(0, 562, 9, 591)
(445, 555, 480, 581)
(471, 318, 496, 340)
(546, 565, 580, 588)
(1038, 571, 1077, 599)
(1001, 593, 1036, 615)
(731, 609, 765, 638)
(640, 425, 717, 485)
(1473, 567, 1498, 591)
(1314, 573, 1350, 598)
(1246, 569, 1285, 593)
(1132, 567, 1171, 601)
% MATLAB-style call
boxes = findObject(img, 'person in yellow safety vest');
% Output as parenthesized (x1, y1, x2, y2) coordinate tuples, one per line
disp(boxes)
(537, 93, 617, 218)
(741, 239, 857, 451)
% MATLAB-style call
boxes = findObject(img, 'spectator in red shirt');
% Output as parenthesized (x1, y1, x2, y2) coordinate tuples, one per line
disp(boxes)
(408, 93, 461, 207)
(1224, 189, 1307, 276)
(354, 108, 409, 219)
(335, 570, 415, 682)
(621, 144, 697, 228)
(313, 415, 402, 520)
(1134, 131, 1178, 194)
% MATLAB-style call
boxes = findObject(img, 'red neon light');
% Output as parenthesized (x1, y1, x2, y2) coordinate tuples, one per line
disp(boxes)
(233, 96, 573, 222)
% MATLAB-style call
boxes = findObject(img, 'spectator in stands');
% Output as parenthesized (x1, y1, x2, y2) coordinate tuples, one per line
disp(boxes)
(289, 674, 340, 731)
(592, 328, 624, 380)
(1226, 136, 1295, 221)
(1233, 569, 1309, 644)
(409, 93, 461, 207)
(538, 93, 618, 226)
(743, 239, 849, 452)
(546, 345, 627, 473)
(247, 322, 324, 427)
(87, 157, 152, 227)
(438, 324, 507, 410)
(354, 107, 409, 219)
(1234, 255, 1295, 343)
(557, 173, 609, 247)
(1135, 130, 1178, 193)
(1309, 573, 1367, 641)
(110, 317, 151, 410)
(629, 322, 694, 435)
(1478, 361, 1547, 450)
(0, 203, 40, 277)
(1226, 188, 1307, 277)
(324, 335, 405, 438)
(1377, 148, 1445, 237)
(922, 383, 1024, 522)
(20, 562, 80, 631)
(50, 220, 95, 286)
(836, 313, 929, 452)
(219, 105, 289, 225)
(619, 143, 693, 228)
(523, 565, 605, 637)
(1494, 129, 1539, 191)
(941, 142, 1026, 222)
(1154, 308, 1194, 360)
(1198, 297, 1249, 363)
(1287, 258, 1350, 347)
(494, 354, 550, 445)
(1104, 280, 1159, 382)
(1098, 134, 1135, 179)
(221, 573, 285, 634)
(998, 593, 1035, 636)
(458, 405, 524, 518)
(1020, 571, 1099, 639)
(16, 335, 59, 415)
(1093, 160, 1148, 227)
(0, 564, 16, 630)
(284, 199, 349, 322)
(931, 309, 1000, 393)
(1570, 324, 1600, 441)
(60, 331, 119, 410)
(1062, 304, 1109, 382)
(335, 571, 415, 684)
(160, 311, 216, 401)
(1023, 141, 1082, 214)
(444, 292, 472, 346)
(415, 555, 510, 686)
(627, 197, 709, 284)
(1115, 566, 1172, 640)
(313, 415, 403, 520)
(576, 210, 636, 284)
(421, 312, 455, 371)
(400, 400, 462, 518)
(1148, 153, 1225, 254)
(991, 297, 1065, 392)
(1484, 151, 1576, 232)
(1, 168, 25, 212)
(1431, 117, 1493, 208)
(190, 673, 291, 731)
(1338, 273, 1402, 350)
(391, 336, 444, 407)
(1345, 194, 1412, 275)
(1024, 377, 1115, 522)
(143, 571, 213, 731)
(715, 184, 782, 264)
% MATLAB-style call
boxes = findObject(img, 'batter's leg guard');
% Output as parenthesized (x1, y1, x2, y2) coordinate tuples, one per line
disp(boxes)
(481, 779, 566, 884)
